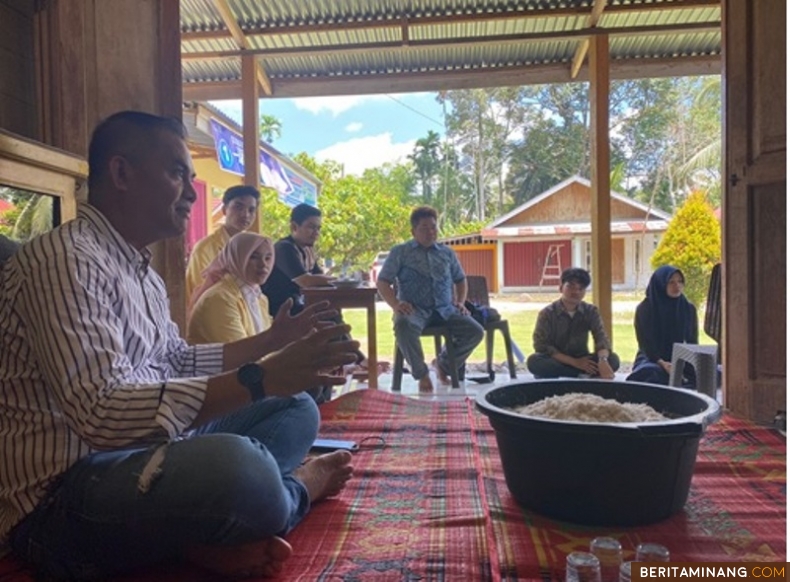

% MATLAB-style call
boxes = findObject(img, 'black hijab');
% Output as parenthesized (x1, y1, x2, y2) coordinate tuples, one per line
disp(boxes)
(639, 265, 695, 361)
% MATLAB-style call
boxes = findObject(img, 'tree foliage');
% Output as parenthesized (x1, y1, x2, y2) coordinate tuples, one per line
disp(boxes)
(650, 191, 721, 306)
(1, 193, 53, 242)
(415, 76, 721, 222)
(256, 77, 722, 274)
(259, 114, 282, 143)
(258, 153, 413, 273)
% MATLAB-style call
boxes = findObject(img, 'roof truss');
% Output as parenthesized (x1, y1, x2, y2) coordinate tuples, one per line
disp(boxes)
(180, 0, 722, 100)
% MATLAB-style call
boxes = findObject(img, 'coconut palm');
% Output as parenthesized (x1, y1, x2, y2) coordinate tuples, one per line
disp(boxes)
(408, 130, 442, 205)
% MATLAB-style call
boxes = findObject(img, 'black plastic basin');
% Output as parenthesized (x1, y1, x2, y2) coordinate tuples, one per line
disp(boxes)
(475, 380, 721, 526)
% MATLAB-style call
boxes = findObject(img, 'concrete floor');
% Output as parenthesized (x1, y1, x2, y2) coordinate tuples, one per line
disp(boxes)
(335, 368, 528, 402)
(334, 369, 647, 403)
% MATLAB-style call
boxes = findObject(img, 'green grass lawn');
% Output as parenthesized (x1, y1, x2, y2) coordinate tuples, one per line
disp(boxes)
(341, 303, 714, 367)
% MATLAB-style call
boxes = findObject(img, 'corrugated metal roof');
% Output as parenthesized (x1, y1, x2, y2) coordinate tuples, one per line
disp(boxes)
(180, 0, 721, 98)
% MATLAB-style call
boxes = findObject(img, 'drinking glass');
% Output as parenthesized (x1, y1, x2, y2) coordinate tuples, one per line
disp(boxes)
(589, 537, 623, 582)
(566, 551, 602, 582)
(635, 542, 670, 562)
(618, 562, 632, 582)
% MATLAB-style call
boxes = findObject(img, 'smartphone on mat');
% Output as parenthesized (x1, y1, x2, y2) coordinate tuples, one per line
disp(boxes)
(311, 438, 359, 453)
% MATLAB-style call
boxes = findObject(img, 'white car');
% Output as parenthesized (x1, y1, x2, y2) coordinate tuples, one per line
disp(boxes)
(369, 252, 389, 283)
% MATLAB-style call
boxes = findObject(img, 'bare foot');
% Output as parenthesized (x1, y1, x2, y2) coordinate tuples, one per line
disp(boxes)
(185, 536, 293, 579)
(293, 450, 353, 502)
(432, 359, 450, 385)
(418, 375, 433, 392)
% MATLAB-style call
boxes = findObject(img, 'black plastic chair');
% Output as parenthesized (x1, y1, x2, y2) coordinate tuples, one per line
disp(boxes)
(391, 326, 462, 390)
(465, 275, 517, 381)
(703, 263, 722, 360)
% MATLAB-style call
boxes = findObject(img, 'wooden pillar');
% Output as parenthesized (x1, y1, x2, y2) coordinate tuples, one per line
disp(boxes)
(34, 0, 187, 331)
(241, 53, 261, 233)
(588, 34, 612, 339)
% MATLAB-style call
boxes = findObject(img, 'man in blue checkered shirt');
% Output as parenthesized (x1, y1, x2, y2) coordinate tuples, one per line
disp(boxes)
(376, 206, 484, 392)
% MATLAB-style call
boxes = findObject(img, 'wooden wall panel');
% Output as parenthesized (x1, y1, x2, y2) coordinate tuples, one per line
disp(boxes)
(751, 2, 786, 160)
(751, 185, 786, 379)
(455, 247, 496, 290)
(505, 181, 649, 225)
(0, 0, 37, 138)
(611, 238, 625, 285)
(723, 0, 786, 423)
(503, 240, 572, 287)
(33, 0, 187, 332)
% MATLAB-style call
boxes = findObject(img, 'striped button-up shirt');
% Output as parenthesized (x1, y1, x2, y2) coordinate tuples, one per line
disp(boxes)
(0, 204, 224, 542)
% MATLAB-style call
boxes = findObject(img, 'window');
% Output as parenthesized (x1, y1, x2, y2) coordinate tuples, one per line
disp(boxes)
(0, 130, 85, 243)
(0, 187, 61, 244)
(584, 240, 591, 271)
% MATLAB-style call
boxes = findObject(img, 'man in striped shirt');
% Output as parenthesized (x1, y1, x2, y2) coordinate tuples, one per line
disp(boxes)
(0, 111, 358, 580)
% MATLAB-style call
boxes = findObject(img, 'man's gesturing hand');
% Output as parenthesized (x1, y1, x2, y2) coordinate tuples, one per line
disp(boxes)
(259, 324, 360, 396)
(268, 299, 339, 349)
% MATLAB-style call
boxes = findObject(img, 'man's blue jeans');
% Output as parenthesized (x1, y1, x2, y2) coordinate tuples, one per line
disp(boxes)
(9, 393, 319, 580)
(394, 309, 484, 380)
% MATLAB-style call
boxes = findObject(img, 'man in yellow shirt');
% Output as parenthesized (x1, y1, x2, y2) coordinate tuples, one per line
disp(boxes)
(185, 185, 259, 302)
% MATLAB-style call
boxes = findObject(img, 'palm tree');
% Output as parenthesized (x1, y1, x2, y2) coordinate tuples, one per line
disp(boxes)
(259, 114, 282, 143)
(408, 130, 442, 204)
(676, 77, 722, 204)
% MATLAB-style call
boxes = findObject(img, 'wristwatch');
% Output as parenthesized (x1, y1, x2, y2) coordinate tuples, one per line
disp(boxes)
(598, 355, 609, 363)
(237, 363, 266, 401)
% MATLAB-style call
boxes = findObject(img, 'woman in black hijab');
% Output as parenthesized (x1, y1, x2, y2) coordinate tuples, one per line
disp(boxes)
(626, 265, 698, 386)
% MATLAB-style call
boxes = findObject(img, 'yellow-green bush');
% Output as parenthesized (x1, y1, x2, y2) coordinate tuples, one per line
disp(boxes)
(651, 191, 721, 306)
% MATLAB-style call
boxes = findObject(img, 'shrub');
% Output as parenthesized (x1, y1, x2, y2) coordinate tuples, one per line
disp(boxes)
(651, 190, 721, 306)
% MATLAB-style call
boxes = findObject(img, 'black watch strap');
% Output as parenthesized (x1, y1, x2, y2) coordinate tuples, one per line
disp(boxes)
(237, 363, 266, 401)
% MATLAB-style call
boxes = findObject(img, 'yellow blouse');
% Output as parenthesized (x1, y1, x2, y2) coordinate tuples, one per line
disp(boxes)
(185, 227, 230, 302)
(187, 275, 272, 344)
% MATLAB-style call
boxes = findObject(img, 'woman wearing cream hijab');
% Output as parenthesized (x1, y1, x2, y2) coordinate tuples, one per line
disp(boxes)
(188, 232, 275, 344)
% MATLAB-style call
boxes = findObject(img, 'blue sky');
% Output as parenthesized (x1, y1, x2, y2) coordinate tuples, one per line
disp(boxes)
(210, 92, 445, 175)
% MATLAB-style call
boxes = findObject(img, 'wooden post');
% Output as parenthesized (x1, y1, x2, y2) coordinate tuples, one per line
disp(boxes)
(241, 53, 261, 233)
(589, 34, 612, 339)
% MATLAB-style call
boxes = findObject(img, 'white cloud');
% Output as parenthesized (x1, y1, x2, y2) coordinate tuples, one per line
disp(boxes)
(344, 122, 364, 133)
(315, 133, 415, 175)
(292, 95, 386, 117)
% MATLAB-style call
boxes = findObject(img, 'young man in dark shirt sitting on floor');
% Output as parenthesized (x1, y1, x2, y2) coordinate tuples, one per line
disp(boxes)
(527, 267, 619, 379)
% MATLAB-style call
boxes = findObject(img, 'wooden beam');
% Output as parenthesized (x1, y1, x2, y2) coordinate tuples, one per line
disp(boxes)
(570, 0, 609, 79)
(589, 34, 612, 340)
(255, 65, 273, 96)
(182, 80, 242, 101)
(210, 0, 272, 95)
(210, 0, 246, 47)
(241, 53, 260, 232)
(181, 21, 721, 61)
(182, 55, 721, 100)
(570, 40, 591, 80)
(181, 0, 720, 41)
(153, 0, 188, 333)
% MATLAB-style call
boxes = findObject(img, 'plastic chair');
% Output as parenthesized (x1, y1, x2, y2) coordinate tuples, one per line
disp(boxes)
(392, 326, 462, 389)
(704, 263, 722, 356)
(669, 343, 718, 398)
(465, 275, 517, 381)
(669, 264, 723, 399)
